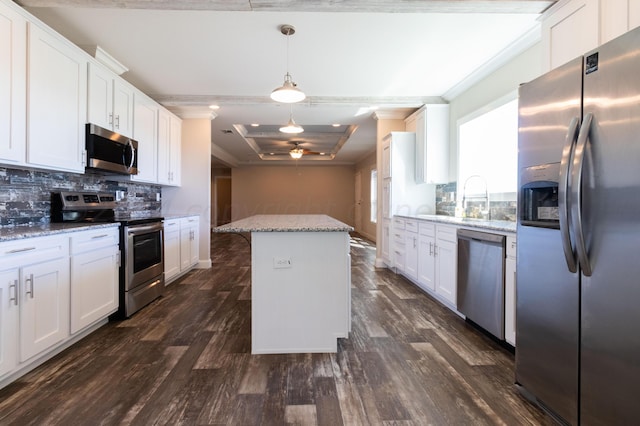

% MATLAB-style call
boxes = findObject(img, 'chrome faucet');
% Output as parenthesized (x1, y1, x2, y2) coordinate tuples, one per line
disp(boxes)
(461, 175, 490, 220)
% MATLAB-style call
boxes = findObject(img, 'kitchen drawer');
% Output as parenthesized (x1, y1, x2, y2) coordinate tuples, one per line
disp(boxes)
(393, 229, 405, 245)
(181, 216, 199, 227)
(0, 234, 69, 270)
(506, 234, 517, 258)
(393, 217, 406, 230)
(419, 221, 435, 237)
(70, 227, 119, 254)
(405, 219, 418, 234)
(436, 225, 457, 243)
(163, 218, 181, 231)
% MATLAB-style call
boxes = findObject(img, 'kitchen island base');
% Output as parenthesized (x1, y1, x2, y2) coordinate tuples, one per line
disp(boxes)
(251, 231, 351, 354)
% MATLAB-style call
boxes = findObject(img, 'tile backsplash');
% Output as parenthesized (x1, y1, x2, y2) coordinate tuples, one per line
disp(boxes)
(436, 182, 517, 222)
(0, 167, 161, 227)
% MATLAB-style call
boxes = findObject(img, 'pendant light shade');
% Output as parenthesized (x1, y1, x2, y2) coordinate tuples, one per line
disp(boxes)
(271, 73, 306, 103)
(271, 25, 305, 104)
(279, 115, 304, 134)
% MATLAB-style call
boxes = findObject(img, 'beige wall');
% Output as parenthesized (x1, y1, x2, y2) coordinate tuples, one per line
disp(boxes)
(354, 150, 377, 241)
(231, 165, 356, 225)
(162, 118, 212, 267)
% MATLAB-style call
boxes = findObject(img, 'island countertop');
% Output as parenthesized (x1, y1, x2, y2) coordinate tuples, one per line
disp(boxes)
(213, 214, 354, 233)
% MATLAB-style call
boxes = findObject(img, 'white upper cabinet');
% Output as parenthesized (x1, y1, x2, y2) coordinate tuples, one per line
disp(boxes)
(542, 0, 640, 72)
(0, 2, 26, 166)
(406, 105, 449, 184)
(131, 92, 158, 183)
(158, 108, 182, 186)
(27, 23, 87, 173)
(87, 61, 134, 138)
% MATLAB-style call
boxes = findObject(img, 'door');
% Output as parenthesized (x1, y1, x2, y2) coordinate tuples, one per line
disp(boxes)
(579, 28, 640, 424)
(215, 177, 232, 226)
(516, 57, 583, 426)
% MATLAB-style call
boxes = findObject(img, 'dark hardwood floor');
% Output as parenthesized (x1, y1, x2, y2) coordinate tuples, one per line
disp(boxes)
(0, 232, 552, 425)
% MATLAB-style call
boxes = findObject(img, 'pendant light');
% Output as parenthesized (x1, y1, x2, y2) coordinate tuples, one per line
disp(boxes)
(280, 105, 304, 134)
(271, 25, 306, 104)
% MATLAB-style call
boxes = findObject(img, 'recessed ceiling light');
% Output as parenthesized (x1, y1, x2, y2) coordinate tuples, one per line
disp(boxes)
(251, 123, 260, 127)
(332, 123, 340, 127)
(320, 152, 326, 155)
(209, 104, 220, 110)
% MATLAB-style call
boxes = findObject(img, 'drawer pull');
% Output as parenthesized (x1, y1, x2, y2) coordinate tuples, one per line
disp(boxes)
(91, 234, 109, 239)
(6, 247, 36, 254)
(9, 280, 18, 306)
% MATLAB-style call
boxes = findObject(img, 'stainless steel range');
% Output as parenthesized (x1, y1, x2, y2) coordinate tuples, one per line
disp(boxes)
(51, 191, 164, 317)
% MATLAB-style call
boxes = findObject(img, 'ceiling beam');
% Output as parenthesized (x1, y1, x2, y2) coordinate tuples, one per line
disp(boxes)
(16, 0, 556, 13)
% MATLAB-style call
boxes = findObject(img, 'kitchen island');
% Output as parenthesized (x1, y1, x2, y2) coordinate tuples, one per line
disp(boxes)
(213, 214, 353, 354)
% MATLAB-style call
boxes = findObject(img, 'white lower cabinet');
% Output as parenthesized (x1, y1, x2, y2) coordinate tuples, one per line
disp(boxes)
(417, 222, 436, 292)
(0, 227, 120, 388)
(0, 269, 19, 377)
(434, 225, 457, 306)
(70, 228, 119, 334)
(415, 221, 457, 307)
(164, 216, 200, 285)
(20, 256, 70, 362)
(180, 216, 199, 270)
(163, 218, 181, 283)
(392, 217, 406, 273)
(381, 218, 391, 266)
(505, 235, 517, 346)
(403, 220, 419, 281)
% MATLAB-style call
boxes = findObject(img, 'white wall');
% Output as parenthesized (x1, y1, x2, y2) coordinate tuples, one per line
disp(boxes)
(162, 118, 212, 267)
(446, 41, 544, 182)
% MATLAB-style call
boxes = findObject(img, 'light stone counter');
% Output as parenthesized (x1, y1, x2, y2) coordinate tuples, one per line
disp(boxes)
(213, 214, 354, 233)
(0, 222, 119, 242)
(398, 214, 516, 234)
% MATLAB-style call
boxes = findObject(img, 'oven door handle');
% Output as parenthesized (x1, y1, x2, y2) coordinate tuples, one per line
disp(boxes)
(127, 223, 163, 235)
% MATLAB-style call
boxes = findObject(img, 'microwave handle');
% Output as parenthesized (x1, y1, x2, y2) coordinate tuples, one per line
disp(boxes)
(126, 139, 136, 170)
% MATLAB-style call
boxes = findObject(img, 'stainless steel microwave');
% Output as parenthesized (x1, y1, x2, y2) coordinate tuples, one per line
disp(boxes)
(85, 123, 138, 175)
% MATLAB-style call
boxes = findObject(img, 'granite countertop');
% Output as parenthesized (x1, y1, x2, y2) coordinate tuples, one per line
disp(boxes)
(398, 214, 516, 233)
(0, 222, 120, 243)
(213, 214, 354, 233)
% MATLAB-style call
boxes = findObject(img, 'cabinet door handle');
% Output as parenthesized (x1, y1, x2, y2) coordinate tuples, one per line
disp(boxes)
(413, 237, 417, 248)
(9, 280, 18, 306)
(429, 242, 433, 256)
(115, 114, 120, 129)
(434, 244, 438, 257)
(91, 234, 109, 239)
(109, 113, 113, 126)
(25, 274, 34, 299)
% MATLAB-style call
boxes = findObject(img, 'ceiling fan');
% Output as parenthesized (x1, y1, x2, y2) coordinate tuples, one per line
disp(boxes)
(277, 141, 321, 159)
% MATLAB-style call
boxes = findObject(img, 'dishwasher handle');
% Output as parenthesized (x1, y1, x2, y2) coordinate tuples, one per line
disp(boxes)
(457, 229, 506, 246)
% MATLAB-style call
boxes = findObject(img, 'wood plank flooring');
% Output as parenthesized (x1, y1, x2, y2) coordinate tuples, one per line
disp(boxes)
(0, 233, 553, 425)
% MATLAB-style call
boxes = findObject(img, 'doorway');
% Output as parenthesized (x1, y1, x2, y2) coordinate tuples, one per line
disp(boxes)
(214, 176, 232, 226)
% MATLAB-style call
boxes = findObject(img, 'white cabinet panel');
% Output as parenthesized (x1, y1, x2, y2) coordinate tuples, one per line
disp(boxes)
(0, 3, 26, 165)
(505, 234, 517, 346)
(408, 105, 449, 184)
(158, 109, 181, 186)
(27, 23, 86, 173)
(19, 256, 70, 362)
(542, 0, 599, 71)
(435, 237, 457, 306)
(70, 244, 118, 334)
(87, 61, 134, 138)
(0, 269, 19, 378)
(131, 93, 158, 183)
(163, 219, 181, 283)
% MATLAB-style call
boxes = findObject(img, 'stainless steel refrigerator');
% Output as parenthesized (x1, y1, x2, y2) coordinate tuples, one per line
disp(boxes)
(516, 26, 640, 425)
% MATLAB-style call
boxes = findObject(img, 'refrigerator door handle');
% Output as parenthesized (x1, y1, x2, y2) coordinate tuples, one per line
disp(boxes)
(559, 116, 580, 273)
(571, 112, 593, 276)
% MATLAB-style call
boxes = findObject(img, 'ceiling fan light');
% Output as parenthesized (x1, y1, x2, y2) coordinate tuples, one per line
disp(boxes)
(289, 148, 304, 159)
(271, 73, 306, 103)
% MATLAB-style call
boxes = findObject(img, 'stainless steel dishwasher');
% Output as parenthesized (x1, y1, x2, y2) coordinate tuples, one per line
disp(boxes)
(457, 229, 506, 340)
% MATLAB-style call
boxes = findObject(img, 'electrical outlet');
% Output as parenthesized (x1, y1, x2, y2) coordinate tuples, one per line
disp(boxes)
(273, 257, 292, 269)
(156, 193, 161, 202)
